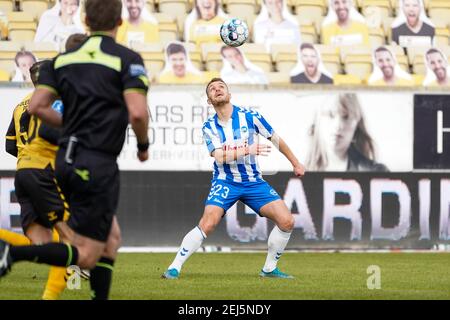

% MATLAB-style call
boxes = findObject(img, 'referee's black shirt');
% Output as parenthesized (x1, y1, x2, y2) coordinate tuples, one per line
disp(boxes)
(37, 33, 149, 156)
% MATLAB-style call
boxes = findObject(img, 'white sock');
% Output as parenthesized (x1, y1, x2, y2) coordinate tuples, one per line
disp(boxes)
(168, 226, 206, 272)
(262, 225, 292, 273)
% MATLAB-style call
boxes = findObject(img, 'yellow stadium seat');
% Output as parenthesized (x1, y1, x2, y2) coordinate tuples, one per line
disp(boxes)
(333, 74, 363, 85)
(203, 70, 220, 80)
(226, 0, 257, 21)
(412, 55, 426, 75)
(7, 12, 36, 42)
(316, 44, 341, 74)
(382, 16, 394, 44)
(293, 17, 318, 43)
(146, 0, 156, 12)
(361, 0, 392, 20)
(185, 42, 203, 70)
(24, 41, 58, 59)
(341, 45, 372, 79)
(293, 0, 327, 21)
(154, 12, 179, 44)
(0, 68, 9, 81)
(369, 27, 386, 47)
(21, 0, 50, 20)
(267, 71, 290, 85)
(132, 42, 165, 79)
(0, 0, 14, 13)
(241, 43, 272, 72)
(271, 43, 298, 73)
(411, 74, 425, 85)
(435, 27, 449, 47)
(201, 43, 224, 72)
(158, 0, 188, 36)
(428, 0, 450, 25)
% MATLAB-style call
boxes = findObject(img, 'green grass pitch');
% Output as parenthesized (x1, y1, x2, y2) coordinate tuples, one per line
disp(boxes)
(1, 252, 450, 300)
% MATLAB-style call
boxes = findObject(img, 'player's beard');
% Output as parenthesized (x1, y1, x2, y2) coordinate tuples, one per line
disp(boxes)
(211, 93, 230, 107)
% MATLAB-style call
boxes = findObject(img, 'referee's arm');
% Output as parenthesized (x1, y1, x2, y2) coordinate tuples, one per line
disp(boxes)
(124, 92, 150, 162)
(29, 88, 61, 127)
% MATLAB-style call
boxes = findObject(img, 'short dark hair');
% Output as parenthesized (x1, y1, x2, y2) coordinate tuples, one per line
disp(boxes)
(300, 43, 316, 52)
(206, 77, 227, 95)
(166, 42, 186, 57)
(30, 60, 50, 87)
(85, 0, 122, 32)
(374, 46, 393, 58)
(220, 45, 241, 57)
(426, 48, 445, 60)
(14, 50, 36, 66)
(65, 33, 88, 51)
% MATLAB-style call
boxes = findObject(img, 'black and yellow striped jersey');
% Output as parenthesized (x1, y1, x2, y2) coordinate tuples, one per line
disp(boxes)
(5, 93, 60, 170)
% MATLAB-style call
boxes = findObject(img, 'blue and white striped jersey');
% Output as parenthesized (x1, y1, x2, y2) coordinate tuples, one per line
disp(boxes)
(202, 105, 274, 183)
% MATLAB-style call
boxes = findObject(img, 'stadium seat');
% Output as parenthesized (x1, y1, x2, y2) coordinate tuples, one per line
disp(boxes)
(293, 17, 318, 43)
(434, 26, 449, 47)
(267, 71, 290, 85)
(341, 45, 372, 80)
(0, 68, 9, 81)
(271, 43, 298, 73)
(0, 0, 14, 13)
(24, 41, 58, 59)
(382, 16, 394, 44)
(333, 74, 363, 85)
(158, 0, 188, 37)
(369, 27, 386, 47)
(0, 41, 22, 74)
(185, 41, 203, 70)
(361, 0, 392, 21)
(21, 0, 50, 21)
(428, 0, 450, 25)
(411, 73, 425, 85)
(316, 44, 341, 75)
(146, 0, 156, 12)
(202, 42, 223, 72)
(153, 12, 179, 44)
(7, 12, 36, 42)
(293, 0, 327, 21)
(226, 0, 257, 21)
(132, 42, 165, 79)
(240, 43, 272, 72)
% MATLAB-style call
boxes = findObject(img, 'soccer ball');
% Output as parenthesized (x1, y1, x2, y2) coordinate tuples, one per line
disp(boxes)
(220, 18, 249, 47)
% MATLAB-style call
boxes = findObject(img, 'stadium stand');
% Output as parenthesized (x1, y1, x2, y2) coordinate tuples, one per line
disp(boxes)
(0, 0, 446, 86)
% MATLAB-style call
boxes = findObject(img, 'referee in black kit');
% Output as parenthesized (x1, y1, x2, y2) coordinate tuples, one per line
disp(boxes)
(0, 0, 150, 300)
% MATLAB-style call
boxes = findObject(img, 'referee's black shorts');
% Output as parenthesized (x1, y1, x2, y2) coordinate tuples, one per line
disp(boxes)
(14, 165, 66, 232)
(55, 146, 119, 242)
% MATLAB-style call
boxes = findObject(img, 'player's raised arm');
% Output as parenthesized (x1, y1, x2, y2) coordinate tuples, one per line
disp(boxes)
(270, 133, 305, 177)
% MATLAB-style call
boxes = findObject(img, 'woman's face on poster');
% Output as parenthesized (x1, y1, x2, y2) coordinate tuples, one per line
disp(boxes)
(318, 98, 358, 155)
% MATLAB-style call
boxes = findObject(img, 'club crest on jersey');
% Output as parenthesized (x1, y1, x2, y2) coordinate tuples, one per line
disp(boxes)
(241, 126, 248, 133)
(129, 64, 147, 77)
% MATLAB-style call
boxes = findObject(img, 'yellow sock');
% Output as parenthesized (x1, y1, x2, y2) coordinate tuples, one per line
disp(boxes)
(0, 229, 31, 246)
(42, 229, 66, 300)
(42, 266, 67, 300)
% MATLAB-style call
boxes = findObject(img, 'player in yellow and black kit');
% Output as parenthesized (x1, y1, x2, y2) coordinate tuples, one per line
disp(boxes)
(3, 61, 71, 300)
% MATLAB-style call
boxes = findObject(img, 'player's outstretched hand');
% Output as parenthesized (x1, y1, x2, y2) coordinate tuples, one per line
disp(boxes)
(249, 143, 271, 156)
(137, 150, 149, 162)
(293, 163, 305, 177)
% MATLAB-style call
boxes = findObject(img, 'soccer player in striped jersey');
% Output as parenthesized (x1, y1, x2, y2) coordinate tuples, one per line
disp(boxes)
(163, 78, 305, 279)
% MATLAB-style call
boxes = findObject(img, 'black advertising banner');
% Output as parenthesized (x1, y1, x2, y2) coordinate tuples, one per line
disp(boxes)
(1, 171, 449, 249)
(117, 172, 450, 248)
(414, 94, 450, 169)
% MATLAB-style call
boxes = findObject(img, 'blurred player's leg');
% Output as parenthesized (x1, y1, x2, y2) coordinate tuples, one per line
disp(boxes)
(89, 217, 121, 300)
(42, 229, 66, 300)
(0, 229, 30, 246)
(259, 199, 295, 278)
(163, 205, 223, 279)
